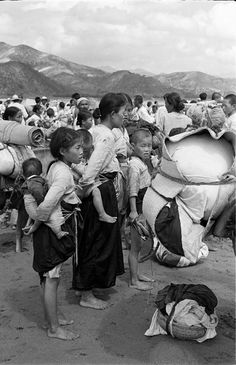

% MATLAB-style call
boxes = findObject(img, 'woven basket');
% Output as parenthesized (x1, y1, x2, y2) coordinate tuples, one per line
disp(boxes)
(157, 310, 206, 340)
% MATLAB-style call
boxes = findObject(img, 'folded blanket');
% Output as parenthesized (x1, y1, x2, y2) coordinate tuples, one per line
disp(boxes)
(0, 120, 44, 146)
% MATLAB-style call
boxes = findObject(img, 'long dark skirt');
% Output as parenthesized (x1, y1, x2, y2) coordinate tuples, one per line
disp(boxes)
(72, 180, 124, 290)
(32, 202, 79, 275)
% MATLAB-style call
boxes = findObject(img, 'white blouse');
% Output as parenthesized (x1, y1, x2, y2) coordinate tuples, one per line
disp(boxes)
(37, 160, 80, 221)
(80, 124, 120, 187)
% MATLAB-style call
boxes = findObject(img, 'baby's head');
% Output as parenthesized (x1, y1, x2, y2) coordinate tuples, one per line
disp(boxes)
(22, 158, 43, 179)
(78, 129, 94, 160)
(131, 128, 152, 160)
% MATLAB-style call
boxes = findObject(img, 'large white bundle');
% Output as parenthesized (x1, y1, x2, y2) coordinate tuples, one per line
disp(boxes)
(0, 143, 20, 178)
(166, 134, 234, 182)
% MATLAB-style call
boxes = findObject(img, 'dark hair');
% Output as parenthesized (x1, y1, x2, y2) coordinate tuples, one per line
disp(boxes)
(224, 94, 236, 105)
(35, 96, 41, 104)
(92, 107, 101, 119)
(165, 92, 185, 112)
(147, 101, 152, 107)
(212, 92, 221, 101)
(32, 104, 42, 114)
(131, 128, 152, 144)
(22, 158, 42, 178)
(71, 92, 80, 100)
(199, 92, 207, 101)
(134, 95, 143, 104)
(46, 108, 55, 117)
(190, 100, 197, 103)
(49, 127, 83, 159)
(169, 127, 186, 137)
(117, 92, 133, 108)
(77, 110, 92, 127)
(59, 101, 65, 109)
(3, 106, 21, 120)
(99, 93, 126, 120)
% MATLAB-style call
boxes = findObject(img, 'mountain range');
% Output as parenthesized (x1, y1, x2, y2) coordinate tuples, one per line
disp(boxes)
(0, 41, 235, 99)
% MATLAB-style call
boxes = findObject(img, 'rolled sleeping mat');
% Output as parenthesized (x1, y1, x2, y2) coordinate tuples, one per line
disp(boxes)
(0, 120, 44, 147)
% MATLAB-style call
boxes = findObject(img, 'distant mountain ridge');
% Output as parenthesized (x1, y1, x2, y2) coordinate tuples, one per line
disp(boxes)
(0, 42, 235, 98)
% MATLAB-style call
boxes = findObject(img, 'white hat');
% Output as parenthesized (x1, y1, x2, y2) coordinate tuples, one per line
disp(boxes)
(12, 94, 19, 101)
(41, 96, 47, 100)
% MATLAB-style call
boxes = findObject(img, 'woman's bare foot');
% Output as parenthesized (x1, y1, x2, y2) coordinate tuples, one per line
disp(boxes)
(99, 213, 117, 224)
(138, 274, 155, 282)
(129, 280, 153, 291)
(47, 327, 79, 340)
(80, 295, 108, 310)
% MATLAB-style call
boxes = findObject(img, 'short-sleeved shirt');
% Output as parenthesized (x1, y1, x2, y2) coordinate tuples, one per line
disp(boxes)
(128, 156, 151, 198)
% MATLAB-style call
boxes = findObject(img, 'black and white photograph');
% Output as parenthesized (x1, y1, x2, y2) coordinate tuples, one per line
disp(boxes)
(0, 0, 235, 364)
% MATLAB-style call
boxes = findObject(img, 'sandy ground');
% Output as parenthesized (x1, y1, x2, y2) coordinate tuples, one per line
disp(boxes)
(0, 228, 235, 365)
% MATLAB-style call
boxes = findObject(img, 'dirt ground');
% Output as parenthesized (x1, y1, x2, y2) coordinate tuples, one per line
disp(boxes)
(0, 228, 235, 365)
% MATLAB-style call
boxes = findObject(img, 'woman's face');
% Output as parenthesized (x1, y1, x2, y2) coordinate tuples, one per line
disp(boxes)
(111, 105, 126, 128)
(79, 100, 89, 111)
(12, 110, 23, 123)
(60, 140, 83, 165)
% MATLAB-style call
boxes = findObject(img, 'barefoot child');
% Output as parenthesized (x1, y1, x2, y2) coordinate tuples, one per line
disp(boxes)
(26, 127, 83, 340)
(128, 128, 154, 291)
(22, 158, 69, 238)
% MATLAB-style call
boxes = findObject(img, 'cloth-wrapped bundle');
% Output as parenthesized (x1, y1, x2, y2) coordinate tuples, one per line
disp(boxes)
(143, 127, 236, 267)
(0, 120, 44, 147)
(0, 143, 35, 178)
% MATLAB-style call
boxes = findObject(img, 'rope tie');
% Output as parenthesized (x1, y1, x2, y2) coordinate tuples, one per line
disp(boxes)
(156, 167, 236, 186)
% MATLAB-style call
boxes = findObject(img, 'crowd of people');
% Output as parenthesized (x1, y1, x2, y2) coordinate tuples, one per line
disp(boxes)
(0, 89, 235, 341)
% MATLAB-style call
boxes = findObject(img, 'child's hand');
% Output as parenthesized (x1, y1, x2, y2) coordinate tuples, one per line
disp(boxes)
(129, 211, 138, 222)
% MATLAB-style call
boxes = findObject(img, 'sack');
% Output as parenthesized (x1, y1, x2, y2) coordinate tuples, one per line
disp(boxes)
(0, 143, 20, 177)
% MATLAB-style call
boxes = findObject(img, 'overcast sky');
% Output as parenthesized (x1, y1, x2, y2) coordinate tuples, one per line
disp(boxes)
(0, 0, 236, 77)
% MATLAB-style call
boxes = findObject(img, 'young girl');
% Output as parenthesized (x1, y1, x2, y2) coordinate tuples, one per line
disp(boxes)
(72, 93, 125, 309)
(28, 127, 83, 340)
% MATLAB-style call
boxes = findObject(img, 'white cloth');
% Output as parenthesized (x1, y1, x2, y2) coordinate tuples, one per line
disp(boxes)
(156, 106, 168, 131)
(161, 111, 192, 136)
(9, 102, 28, 119)
(113, 127, 130, 157)
(225, 113, 236, 133)
(37, 160, 80, 221)
(80, 124, 120, 187)
(26, 114, 41, 126)
(134, 105, 154, 124)
(145, 299, 218, 343)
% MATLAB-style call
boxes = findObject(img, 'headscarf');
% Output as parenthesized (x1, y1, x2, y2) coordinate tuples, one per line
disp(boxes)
(77, 97, 89, 106)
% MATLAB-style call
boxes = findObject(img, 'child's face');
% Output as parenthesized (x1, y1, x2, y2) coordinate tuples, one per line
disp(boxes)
(13, 111, 23, 123)
(60, 140, 83, 165)
(82, 117, 93, 130)
(133, 136, 152, 160)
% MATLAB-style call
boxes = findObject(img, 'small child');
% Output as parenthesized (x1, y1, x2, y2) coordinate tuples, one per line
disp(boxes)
(74, 110, 93, 131)
(128, 128, 154, 291)
(72, 129, 117, 224)
(22, 158, 69, 238)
